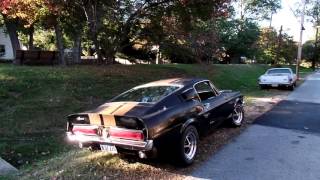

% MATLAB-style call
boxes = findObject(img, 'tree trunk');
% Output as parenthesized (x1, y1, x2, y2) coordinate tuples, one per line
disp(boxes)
(92, 34, 103, 64)
(103, 49, 116, 64)
(82, 2, 103, 64)
(3, 16, 20, 64)
(275, 25, 283, 65)
(73, 34, 81, 64)
(28, 25, 35, 50)
(313, 27, 319, 71)
(54, 23, 65, 66)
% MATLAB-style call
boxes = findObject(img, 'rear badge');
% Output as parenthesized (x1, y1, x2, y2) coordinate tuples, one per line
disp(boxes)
(97, 127, 108, 137)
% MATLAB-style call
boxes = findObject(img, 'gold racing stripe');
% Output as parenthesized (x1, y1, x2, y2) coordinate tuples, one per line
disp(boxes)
(87, 102, 139, 126)
(88, 113, 101, 125)
(88, 114, 116, 126)
(111, 102, 139, 116)
(94, 102, 124, 114)
(101, 115, 116, 126)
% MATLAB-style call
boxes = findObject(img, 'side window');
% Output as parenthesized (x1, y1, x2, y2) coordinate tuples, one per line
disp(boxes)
(194, 81, 216, 101)
(0, 45, 5, 57)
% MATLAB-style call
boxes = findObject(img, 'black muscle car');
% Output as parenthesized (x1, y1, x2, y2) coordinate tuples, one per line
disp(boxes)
(66, 78, 244, 165)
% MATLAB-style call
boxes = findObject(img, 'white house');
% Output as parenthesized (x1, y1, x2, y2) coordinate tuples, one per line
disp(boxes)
(0, 27, 14, 61)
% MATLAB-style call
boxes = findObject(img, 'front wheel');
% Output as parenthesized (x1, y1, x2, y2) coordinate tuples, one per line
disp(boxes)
(177, 125, 199, 166)
(288, 84, 294, 91)
(230, 104, 244, 127)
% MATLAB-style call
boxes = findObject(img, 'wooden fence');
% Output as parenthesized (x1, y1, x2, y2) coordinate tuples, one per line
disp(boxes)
(16, 50, 58, 65)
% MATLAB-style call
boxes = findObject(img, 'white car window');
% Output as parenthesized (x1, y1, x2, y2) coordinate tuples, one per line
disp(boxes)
(267, 69, 291, 74)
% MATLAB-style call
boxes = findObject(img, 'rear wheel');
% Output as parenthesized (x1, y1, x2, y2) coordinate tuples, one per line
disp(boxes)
(260, 85, 267, 89)
(288, 84, 294, 91)
(230, 104, 244, 127)
(177, 125, 199, 166)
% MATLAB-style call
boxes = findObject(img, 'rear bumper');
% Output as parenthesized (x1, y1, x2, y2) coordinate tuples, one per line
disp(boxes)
(66, 132, 153, 151)
(259, 82, 293, 86)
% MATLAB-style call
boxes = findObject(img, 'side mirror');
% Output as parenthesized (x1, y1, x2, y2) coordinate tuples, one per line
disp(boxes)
(182, 89, 198, 101)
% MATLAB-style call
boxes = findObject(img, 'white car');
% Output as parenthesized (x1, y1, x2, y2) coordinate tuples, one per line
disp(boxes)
(258, 68, 297, 90)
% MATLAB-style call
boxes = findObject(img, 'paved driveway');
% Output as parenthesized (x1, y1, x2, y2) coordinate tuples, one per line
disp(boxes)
(0, 158, 17, 175)
(188, 71, 320, 180)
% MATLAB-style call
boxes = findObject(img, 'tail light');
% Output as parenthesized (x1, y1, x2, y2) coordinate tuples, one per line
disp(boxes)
(72, 125, 97, 135)
(109, 128, 144, 141)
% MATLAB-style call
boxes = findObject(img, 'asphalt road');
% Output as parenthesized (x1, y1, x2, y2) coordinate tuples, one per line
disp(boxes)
(188, 71, 320, 180)
(0, 158, 17, 175)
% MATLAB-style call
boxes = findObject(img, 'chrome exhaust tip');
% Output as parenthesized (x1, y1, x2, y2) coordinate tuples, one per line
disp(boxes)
(138, 151, 147, 159)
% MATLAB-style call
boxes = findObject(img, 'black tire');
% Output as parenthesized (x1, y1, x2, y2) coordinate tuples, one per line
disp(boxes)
(260, 85, 267, 90)
(288, 84, 294, 91)
(230, 104, 244, 127)
(177, 125, 199, 166)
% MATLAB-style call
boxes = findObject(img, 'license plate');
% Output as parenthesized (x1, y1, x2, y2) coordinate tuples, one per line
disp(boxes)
(100, 144, 117, 154)
(271, 84, 278, 87)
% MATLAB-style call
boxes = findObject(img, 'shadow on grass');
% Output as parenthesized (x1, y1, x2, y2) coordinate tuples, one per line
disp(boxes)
(1, 122, 245, 180)
(0, 132, 72, 168)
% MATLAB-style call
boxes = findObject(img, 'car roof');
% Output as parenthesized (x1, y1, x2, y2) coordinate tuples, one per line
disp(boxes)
(268, 68, 292, 70)
(135, 78, 208, 88)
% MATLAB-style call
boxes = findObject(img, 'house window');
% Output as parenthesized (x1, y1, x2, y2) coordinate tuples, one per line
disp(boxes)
(0, 45, 5, 57)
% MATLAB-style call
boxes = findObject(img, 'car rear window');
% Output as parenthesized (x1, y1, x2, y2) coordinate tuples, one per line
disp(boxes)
(112, 86, 179, 103)
(267, 69, 291, 74)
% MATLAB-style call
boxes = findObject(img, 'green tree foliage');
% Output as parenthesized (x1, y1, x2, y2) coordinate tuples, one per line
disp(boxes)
(217, 18, 260, 63)
(279, 34, 297, 65)
(256, 27, 277, 64)
(302, 40, 315, 61)
(240, 0, 281, 20)
(303, 39, 319, 68)
(306, 0, 320, 69)
(77, 0, 233, 63)
(0, 0, 299, 65)
(245, 0, 281, 18)
(256, 27, 297, 65)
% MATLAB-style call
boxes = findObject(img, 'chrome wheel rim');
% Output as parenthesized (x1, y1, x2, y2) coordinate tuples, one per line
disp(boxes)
(232, 106, 243, 125)
(184, 130, 197, 160)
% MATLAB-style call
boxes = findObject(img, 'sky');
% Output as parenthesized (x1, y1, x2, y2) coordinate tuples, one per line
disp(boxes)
(259, 0, 315, 43)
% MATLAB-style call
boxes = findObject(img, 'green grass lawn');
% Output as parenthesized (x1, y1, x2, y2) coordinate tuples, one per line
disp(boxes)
(0, 63, 310, 174)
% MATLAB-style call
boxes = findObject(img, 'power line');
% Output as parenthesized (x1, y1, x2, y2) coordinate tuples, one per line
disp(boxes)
(284, 0, 300, 20)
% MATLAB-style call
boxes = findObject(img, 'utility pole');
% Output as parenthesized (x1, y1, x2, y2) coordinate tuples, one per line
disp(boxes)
(313, 3, 320, 71)
(313, 26, 319, 71)
(275, 25, 283, 64)
(269, 13, 273, 28)
(266, 13, 273, 50)
(296, 0, 307, 80)
(240, 0, 244, 20)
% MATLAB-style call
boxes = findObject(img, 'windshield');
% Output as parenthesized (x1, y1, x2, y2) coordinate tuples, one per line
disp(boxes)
(267, 69, 291, 74)
(112, 86, 179, 103)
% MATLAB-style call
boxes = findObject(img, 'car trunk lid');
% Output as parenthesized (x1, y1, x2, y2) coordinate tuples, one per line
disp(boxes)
(262, 74, 290, 83)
